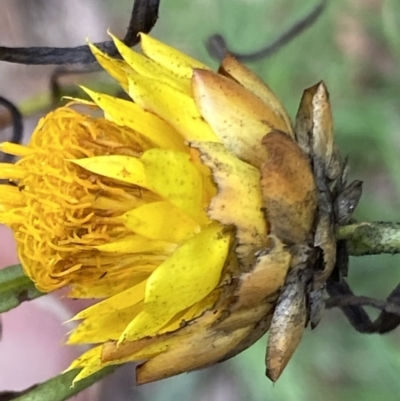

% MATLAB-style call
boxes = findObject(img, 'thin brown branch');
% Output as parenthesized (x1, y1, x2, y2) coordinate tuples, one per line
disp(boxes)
(0, 0, 160, 65)
(207, 0, 327, 61)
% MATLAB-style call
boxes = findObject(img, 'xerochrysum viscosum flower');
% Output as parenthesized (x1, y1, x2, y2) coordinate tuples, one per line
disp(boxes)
(0, 33, 346, 383)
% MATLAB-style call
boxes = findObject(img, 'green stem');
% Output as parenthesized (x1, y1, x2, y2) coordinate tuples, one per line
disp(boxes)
(12, 367, 118, 401)
(337, 222, 400, 256)
(0, 264, 43, 313)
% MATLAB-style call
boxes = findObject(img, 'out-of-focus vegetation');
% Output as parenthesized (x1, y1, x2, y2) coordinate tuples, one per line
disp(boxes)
(2, 0, 400, 400)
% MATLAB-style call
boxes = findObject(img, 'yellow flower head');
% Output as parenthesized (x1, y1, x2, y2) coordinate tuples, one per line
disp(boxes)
(0, 33, 337, 383)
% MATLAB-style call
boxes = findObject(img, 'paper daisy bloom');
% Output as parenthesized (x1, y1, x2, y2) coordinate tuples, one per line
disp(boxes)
(0, 33, 342, 383)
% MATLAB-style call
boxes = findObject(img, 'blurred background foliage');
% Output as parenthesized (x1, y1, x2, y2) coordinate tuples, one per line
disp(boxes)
(1, 0, 400, 400)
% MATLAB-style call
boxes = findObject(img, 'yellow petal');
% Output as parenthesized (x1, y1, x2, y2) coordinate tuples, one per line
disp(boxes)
(122, 201, 200, 243)
(96, 234, 175, 254)
(0, 184, 24, 206)
(82, 87, 186, 152)
(219, 54, 294, 137)
(110, 33, 192, 95)
(71, 155, 148, 188)
(193, 69, 287, 167)
(63, 97, 97, 108)
(139, 33, 210, 79)
(128, 74, 218, 142)
(191, 141, 267, 269)
(141, 149, 206, 223)
(0, 142, 32, 157)
(120, 224, 230, 341)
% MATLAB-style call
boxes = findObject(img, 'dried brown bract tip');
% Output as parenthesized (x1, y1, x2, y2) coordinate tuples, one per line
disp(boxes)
(261, 131, 317, 246)
(262, 81, 362, 381)
(266, 270, 307, 381)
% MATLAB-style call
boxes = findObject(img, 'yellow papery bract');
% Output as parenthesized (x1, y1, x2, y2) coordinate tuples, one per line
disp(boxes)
(82, 87, 186, 152)
(178, 290, 221, 326)
(122, 201, 200, 243)
(139, 33, 210, 79)
(70, 347, 114, 383)
(191, 141, 267, 269)
(128, 74, 219, 142)
(70, 155, 148, 188)
(141, 149, 206, 223)
(70, 346, 102, 370)
(110, 33, 192, 96)
(88, 43, 130, 91)
(100, 301, 227, 365)
(234, 237, 292, 309)
(109, 335, 176, 362)
(144, 224, 229, 306)
(119, 309, 175, 344)
(193, 69, 286, 168)
(219, 54, 294, 138)
(136, 325, 254, 384)
(68, 303, 143, 345)
(68, 272, 150, 299)
(72, 280, 147, 321)
(120, 224, 230, 342)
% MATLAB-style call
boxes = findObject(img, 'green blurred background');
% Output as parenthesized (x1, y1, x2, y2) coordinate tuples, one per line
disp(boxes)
(2, 0, 400, 400)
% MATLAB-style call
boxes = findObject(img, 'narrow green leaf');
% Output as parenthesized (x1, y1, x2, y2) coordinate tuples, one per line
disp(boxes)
(0, 264, 43, 313)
